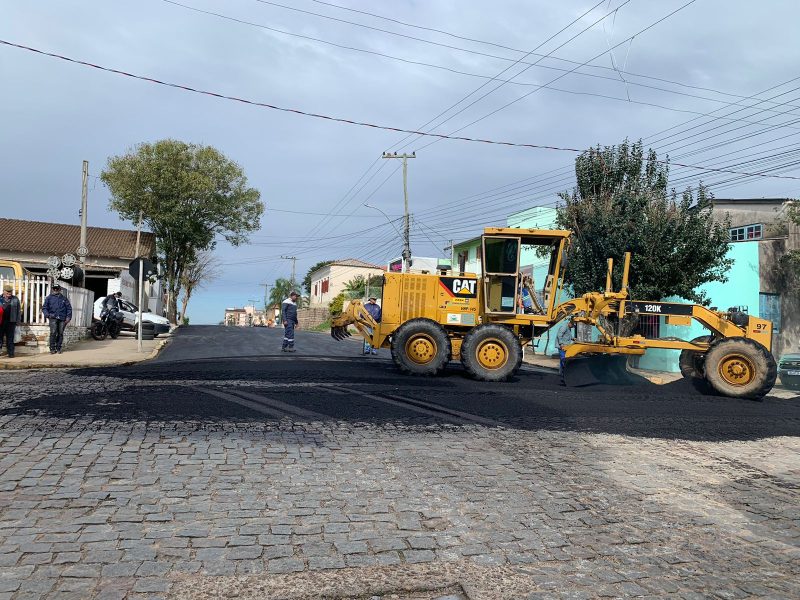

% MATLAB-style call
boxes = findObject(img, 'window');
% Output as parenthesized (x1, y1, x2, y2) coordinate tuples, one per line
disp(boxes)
(321, 279, 329, 294)
(730, 223, 763, 242)
(759, 292, 781, 332)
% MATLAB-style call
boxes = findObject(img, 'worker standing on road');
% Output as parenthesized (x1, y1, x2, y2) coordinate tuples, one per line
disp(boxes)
(42, 283, 72, 354)
(0, 284, 22, 359)
(281, 291, 299, 353)
(363, 296, 382, 355)
(556, 316, 576, 386)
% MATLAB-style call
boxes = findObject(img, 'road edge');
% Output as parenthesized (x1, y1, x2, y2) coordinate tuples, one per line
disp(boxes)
(0, 336, 172, 370)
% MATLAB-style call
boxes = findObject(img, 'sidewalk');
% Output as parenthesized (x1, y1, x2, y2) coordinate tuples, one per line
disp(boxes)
(521, 349, 559, 371)
(0, 332, 170, 369)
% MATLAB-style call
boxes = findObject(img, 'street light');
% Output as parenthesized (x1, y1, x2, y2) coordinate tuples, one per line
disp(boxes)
(363, 203, 405, 243)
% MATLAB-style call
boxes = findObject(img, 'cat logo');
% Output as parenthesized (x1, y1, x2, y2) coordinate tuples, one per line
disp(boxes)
(439, 277, 478, 298)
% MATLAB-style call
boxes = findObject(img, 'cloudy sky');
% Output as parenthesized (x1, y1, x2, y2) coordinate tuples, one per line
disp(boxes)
(3, 1, 800, 323)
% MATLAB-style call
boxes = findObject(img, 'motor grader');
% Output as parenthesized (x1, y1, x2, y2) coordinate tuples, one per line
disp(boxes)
(331, 227, 777, 399)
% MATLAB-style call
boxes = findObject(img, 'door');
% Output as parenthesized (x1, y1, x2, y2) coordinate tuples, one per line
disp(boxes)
(482, 236, 521, 314)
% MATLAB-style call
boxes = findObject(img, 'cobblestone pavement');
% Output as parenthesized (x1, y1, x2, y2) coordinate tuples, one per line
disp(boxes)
(0, 326, 798, 599)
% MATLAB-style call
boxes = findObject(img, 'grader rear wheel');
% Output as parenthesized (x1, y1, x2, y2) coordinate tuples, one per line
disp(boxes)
(704, 337, 777, 400)
(460, 324, 521, 382)
(390, 318, 451, 376)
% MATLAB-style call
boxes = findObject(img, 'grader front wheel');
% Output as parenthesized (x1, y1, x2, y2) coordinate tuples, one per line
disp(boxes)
(390, 318, 451, 376)
(703, 337, 777, 400)
(460, 324, 521, 382)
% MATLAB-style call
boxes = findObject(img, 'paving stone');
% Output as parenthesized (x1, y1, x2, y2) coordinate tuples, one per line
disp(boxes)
(226, 545, 263, 560)
(132, 578, 169, 593)
(403, 549, 437, 563)
(267, 558, 305, 574)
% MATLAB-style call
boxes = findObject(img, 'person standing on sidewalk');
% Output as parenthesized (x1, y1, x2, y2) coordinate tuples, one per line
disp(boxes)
(556, 316, 575, 386)
(0, 284, 22, 358)
(281, 291, 299, 353)
(42, 284, 72, 354)
(363, 296, 382, 355)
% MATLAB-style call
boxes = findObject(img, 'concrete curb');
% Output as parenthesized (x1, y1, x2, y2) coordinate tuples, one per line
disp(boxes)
(0, 337, 171, 370)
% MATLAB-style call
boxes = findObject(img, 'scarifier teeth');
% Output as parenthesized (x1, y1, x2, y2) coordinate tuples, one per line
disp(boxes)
(330, 326, 351, 341)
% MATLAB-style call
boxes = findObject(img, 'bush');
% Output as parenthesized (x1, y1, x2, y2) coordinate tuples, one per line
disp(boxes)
(329, 293, 345, 317)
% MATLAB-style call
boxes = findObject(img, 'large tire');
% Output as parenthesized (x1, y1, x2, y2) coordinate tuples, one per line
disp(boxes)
(90, 321, 107, 341)
(704, 337, 777, 400)
(460, 324, 521, 382)
(679, 335, 714, 379)
(390, 319, 451, 376)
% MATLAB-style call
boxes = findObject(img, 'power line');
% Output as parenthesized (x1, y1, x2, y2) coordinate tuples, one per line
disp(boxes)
(5, 38, 799, 182)
(306, 0, 800, 113)
(160, 0, 800, 126)
(411, 0, 701, 155)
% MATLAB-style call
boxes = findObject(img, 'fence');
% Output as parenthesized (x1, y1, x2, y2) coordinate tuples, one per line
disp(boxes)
(0, 276, 93, 328)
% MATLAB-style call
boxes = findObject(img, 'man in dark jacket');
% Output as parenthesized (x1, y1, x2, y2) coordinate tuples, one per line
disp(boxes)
(363, 296, 382, 355)
(281, 291, 299, 352)
(0, 283, 22, 358)
(42, 284, 72, 354)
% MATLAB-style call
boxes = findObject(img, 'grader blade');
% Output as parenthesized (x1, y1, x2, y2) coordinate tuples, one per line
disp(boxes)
(565, 355, 639, 387)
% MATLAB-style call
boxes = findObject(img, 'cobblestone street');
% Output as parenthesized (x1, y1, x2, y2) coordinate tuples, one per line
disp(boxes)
(1, 327, 798, 599)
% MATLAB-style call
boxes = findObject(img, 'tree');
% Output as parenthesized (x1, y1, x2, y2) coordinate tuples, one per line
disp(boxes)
(555, 140, 732, 304)
(303, 260, 333, 294)
(179, 250, 221, 324)
(343, 274, 383, 299)
(269, 278, 294, 307)
(101, 139, 264, 323)
(329, 292, 346, 317)
(777, 200, 800, 294)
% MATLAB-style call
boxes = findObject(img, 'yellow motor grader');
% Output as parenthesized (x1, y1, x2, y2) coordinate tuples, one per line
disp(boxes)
(331, 228, 777, 399)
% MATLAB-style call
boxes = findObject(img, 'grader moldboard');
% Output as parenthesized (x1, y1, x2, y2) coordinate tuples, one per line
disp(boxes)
(331, 228, 778, 399)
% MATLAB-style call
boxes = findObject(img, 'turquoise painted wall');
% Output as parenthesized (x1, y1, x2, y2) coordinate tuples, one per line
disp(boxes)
(636, 241, 760, 371)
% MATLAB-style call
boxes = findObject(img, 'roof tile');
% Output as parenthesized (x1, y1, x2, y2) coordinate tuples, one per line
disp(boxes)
(0, 218, 155, 260)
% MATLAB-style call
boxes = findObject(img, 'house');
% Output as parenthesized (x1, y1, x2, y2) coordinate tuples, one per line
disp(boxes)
(0, 218, 162, 313)
(710, 198, 798, 358)
(309, 259, 385, 306)
(386, 256, 451, 274)
(224, 306, 269, 326)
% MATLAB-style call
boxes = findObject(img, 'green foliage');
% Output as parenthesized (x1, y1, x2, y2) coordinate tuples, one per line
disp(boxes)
(182, 316, 190, 325)
(101, 139, 264, 322)
(555, 139, 733, 305)
(269, 278, 294, 307)
(311, 319, 332, 332)
(303, 260, 333, 294)
(343, 274, 383, 299)
(329, 293, 346, 317)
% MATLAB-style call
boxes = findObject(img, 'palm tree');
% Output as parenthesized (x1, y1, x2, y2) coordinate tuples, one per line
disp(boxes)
(268, 278, 294, 308)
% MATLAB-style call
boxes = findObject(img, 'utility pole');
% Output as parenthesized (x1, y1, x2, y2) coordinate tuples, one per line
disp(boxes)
(382, 151, 415, 272)
(259, 283, 271, 312)
(78, 160, 89, 286)
(281, 255, 297, 291)
(134, 210, 143, 258)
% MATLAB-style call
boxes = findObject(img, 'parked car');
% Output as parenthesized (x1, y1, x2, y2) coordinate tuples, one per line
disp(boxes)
(778, 351, 800, 390)
(93, 297, 171, 336)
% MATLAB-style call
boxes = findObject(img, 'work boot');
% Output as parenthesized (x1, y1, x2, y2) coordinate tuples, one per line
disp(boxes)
(286, 347, 296, 353)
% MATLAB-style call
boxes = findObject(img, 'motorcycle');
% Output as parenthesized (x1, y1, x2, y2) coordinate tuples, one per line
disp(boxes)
(91, 309, 124, 341)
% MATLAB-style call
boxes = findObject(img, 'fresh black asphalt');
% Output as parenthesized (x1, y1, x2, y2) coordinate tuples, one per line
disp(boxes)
(16, 325, 800, 442)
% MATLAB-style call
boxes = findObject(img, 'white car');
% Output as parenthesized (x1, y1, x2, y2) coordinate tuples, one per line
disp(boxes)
(93, 297, 171, 335)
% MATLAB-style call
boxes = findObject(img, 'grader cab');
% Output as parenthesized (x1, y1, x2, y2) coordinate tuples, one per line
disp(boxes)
(331, 227, 777, 399)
